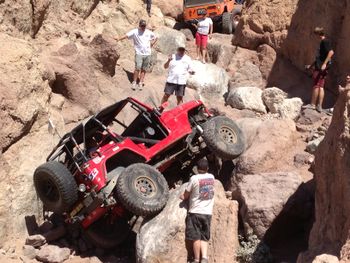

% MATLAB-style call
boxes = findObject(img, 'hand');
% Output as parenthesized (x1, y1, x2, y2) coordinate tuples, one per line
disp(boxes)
(179, 193, 185, 200)
(321, 63, 327, 71)
(209, 34, 212, 39)
(114, 36, 120, 42)
(168, 54, 173, 61)
(189, 70, 195, 75)
(305, 65, 311, 70)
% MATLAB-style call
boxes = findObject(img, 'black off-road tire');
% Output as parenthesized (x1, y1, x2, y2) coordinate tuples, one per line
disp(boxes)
(222, 12, 233, 34)
(84, 215, 131, 249)
(33, 161, 78, 214)
(116, 163, 169, 217)
(202, 116, 245, 159)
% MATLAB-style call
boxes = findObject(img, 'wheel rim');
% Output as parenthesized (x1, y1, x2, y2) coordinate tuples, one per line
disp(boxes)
(39, 177, 60, 202)
(219, 126, 237, 144)
(135, 176, 157, 198)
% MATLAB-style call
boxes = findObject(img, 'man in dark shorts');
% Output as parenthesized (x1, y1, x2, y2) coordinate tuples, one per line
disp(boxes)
(161, 46, 194, 105)
(304, 27, 335, 112)
(180, 159, 215, 263)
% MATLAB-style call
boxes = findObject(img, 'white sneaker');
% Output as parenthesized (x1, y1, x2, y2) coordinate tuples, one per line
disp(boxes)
(139, 82, 144, 91)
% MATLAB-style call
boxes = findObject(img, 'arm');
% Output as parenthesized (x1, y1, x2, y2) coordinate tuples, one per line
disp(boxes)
(209, 23, 213, 36)
(321, 50, 334, 70)
(114, 35, 128, 42)
(180, 190, 191, 200)
(164, 55, 172, 69)
(151, 37, 158, 48)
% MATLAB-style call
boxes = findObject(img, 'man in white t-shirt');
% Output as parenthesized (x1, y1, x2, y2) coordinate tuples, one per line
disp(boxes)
(161, 46, 195, 105)
(116, 20, 157, 90)
(193, 11, 213, 64)
(180, 158, 215, 263)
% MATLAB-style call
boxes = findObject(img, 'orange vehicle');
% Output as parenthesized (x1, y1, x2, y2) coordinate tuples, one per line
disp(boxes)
(183, 0, 244, 34)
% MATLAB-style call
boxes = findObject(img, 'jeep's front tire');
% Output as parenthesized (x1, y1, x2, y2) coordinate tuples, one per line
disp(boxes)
(202, 116, 245, 159)
(116, 163, 169, 217)
(222, 12, 233, 34)
(34, 161, 78, 214)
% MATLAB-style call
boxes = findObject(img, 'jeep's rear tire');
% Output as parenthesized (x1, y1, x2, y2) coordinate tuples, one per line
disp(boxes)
(202, 116, 245, 159)
(84, 215, 131, 249)
(34, 161, 78, 214)
(222, 12, 233, 34)
(116, 163, 169, 217)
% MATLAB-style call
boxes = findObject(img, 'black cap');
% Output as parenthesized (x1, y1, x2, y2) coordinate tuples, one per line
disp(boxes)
(139, 20, 147, 27)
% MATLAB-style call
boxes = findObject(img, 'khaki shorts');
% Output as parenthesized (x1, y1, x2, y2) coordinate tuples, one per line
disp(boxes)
(135, 54, 151, 70)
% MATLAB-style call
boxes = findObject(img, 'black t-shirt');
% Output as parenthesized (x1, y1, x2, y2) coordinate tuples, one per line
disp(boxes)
(316, 39, 332, 70)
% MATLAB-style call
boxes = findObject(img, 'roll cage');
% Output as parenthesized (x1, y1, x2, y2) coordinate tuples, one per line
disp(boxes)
(47, 98, 167, 170)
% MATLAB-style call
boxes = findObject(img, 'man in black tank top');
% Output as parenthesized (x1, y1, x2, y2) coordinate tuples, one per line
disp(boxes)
(303, 27, 334, 112)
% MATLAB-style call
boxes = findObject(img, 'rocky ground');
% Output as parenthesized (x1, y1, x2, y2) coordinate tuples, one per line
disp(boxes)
(1, 0, 350, 263)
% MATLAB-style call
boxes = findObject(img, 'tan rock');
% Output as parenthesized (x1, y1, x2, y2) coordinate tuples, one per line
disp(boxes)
(136, 181, 239, 263)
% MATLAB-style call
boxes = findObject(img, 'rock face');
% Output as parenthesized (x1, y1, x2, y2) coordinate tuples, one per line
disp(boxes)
(136, 181, 239, 263)
(153, 0, 182, 19)
(236, 119, 297, 175)
(298, 88, 350, 261)
(187, 61, 229, 100)
(155, 27, 186, 55)
(262, 87, 288, 113)
(229, 62, 265, 90)
(233, 172, 302, 239)
(226, 87, 266, 113)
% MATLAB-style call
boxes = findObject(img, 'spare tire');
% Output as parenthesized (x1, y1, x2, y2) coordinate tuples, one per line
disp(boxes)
(202, 116, 245, 159)
(116, 163, 169, 217)
(33, 161, 78, 214)
(84, 215, 132, 249)
(222, 12, 233, 34)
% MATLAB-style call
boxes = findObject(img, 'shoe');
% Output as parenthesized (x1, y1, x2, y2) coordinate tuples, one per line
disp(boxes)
(316, 105, 322, 113)
(148, 12, 151, 17)
(139, 82, 144, 91)
(302, 104, 316, 110)
(131, 81, 137, 90)
(201, 259, 208, 263)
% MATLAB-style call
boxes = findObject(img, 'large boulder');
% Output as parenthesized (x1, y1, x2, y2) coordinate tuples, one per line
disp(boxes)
(278, 97, 303, 120)
(236, 118, 263, 149)
(236, 119, 297, 174)
(262, 87, 288, 113)
(233, 172, 302, 239)
(136, 181, 239, 263)
(153, 0, 183, 19)
(71, 0, 100, 19)
(187, 61, 229, 100)
(154, 27, 186, 55)
(229, 61, 265, 89)
(226, 87, 267, 113)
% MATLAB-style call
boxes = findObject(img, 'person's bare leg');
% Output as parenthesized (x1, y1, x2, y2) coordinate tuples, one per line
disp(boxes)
(202, 48, 207, 63)
(161, 94, 170, 104)
(133, 69, 140, 83)
(200, 241, 209, 260)
(196, 46, 200, 60)
(311, 86, 320, 106)
(193, 240, 201, 262)
(140, 70, 146, 84)
(176, 96, 183, 105)
(318, 87, 325, 107)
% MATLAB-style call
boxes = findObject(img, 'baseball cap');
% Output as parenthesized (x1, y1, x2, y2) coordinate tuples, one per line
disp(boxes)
(177, 45, 186, 51)
(139, 20, 147, 27)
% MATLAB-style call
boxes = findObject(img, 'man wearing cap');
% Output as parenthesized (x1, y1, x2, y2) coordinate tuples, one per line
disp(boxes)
(115, 20, 157, 90)
(161, 46, 195, 105)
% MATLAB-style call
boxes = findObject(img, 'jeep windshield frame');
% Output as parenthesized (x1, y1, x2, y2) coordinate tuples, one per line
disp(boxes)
(184, 0, 217, 7)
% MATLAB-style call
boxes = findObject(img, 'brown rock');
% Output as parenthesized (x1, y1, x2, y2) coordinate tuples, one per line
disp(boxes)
(153, 0, 182, 19)
(236, 119, 297, 174)
(233, 172, 302, 239)
(298, 89, 350, 260)
(136, 181, 239, 263)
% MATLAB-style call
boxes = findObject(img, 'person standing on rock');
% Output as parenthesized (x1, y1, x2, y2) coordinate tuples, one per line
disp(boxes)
(115, 20, 157, 90)
(303, 27, 334, 112)
(161, 46, 195, 105)
(180, 158, 215, 263)
(145, 0, 152, 17)
(193, 11, 213, 64)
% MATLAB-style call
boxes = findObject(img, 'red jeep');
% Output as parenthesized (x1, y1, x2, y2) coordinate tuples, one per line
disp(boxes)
(33, 97, 245, 248)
